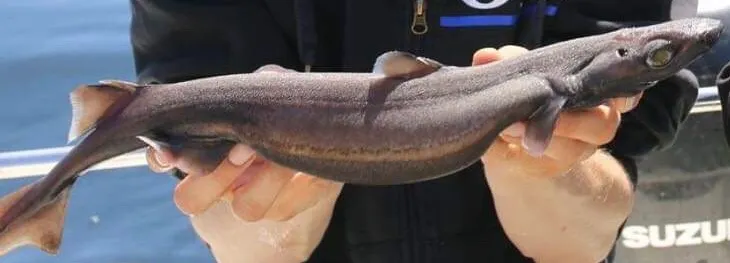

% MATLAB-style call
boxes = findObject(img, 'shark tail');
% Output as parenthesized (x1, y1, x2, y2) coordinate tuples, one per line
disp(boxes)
(0, 182, 71, 256)
(0, 79, 143, 257)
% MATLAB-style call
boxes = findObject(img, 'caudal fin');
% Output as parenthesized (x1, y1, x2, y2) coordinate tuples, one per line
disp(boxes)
(0, 183, 71, 256)
(0, 80, 140, 257)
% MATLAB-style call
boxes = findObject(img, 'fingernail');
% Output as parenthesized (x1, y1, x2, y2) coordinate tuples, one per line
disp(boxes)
(136, 136, 174, 165)
(472, 48, 499, 65)
(228, 145, 256, 166)
(145, 148, 175, 173)
(503, 123, 525, 137)
(625, 96, 639, 110)
(155, 150, 175, 166)
(474, 47, 498, 57)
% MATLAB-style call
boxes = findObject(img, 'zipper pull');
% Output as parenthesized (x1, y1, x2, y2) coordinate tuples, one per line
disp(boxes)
(411, 0, 428, 35)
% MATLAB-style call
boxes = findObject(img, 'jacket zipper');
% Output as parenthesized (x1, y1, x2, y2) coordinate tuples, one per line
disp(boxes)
(409, 0, 428, 53)
(403, 1, 428, 262)
(411, 0, 428, 35)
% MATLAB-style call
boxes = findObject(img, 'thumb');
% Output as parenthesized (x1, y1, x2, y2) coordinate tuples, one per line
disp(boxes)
(472, 48, 502, 65)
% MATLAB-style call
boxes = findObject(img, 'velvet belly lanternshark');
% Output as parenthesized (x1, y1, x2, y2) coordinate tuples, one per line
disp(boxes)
(0, 18, 722, 257)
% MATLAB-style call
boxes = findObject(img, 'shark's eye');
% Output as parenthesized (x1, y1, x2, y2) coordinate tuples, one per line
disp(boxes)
(646, 48, 674, 68)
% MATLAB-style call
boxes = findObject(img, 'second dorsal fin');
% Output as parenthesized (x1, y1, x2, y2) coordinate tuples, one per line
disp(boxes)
(67, 80, 140, 143)
(372, 51, 443, 79)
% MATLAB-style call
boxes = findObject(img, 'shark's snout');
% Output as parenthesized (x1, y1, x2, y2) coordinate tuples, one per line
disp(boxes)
(695, 18, 724, 48)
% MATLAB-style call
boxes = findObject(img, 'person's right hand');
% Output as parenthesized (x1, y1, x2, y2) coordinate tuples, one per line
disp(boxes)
(146, 144, 344, 263)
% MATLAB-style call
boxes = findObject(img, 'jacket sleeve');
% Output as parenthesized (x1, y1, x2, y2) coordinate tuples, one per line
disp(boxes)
(545, 0, 700, 185)
(129, 0, 301, 84)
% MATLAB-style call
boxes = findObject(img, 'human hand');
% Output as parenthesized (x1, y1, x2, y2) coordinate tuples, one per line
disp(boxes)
(146, 132, 342, 259)
(472, 46, 643, 179)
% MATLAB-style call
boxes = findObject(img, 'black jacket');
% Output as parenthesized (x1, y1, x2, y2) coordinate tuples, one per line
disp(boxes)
(129, 0, 700, 262)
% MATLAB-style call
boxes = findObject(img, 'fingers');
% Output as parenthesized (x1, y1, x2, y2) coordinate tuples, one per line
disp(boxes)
(229, 162, 343, 222)
(495, 101, 622, 164)
(188, 180, 342, 263)
(145, 147, 176, 173)
(264, 173, 343, 221)
(500, 134, 595, 163)
(484, 136, 596, 178)
(152, 140, 342, 224)
(496, 45, 529, 59)
(502, 106, 619, 147)
(174, 145, 256, 215)
(552, 105, 621, 145)
(230, 159, 296, 221)
(472, 48, 500, 65)
(609, 92, 644, 113)
(472, 45, 529, 65)
(484, 139, 561, 176)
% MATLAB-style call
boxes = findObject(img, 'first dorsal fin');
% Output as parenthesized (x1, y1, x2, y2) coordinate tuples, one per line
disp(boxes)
(67, 80, 140, 143)
(253, 64, 298, 74)
(372, 51, 443, 79)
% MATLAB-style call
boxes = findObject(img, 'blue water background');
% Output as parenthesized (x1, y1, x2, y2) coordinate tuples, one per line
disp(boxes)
(0, 1, 214, 262)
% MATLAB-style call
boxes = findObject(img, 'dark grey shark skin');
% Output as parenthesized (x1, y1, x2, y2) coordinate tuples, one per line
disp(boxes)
(0, 17, 723, 257)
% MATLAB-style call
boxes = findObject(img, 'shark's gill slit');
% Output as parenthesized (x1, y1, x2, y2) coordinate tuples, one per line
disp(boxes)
(571, 55, 597, 75)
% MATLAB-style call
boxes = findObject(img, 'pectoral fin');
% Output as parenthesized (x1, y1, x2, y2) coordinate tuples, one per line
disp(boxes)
(523, 97, 568, 157)
(372, 51, 443, 79)
(0, 184, 70, 256)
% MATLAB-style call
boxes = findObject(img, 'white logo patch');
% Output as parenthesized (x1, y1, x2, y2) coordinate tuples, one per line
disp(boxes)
(461, 0, 510, 10)
(621, 219, 730, 249)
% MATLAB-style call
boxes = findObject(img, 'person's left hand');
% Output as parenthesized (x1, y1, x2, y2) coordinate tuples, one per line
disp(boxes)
(473, 46, 643, 179)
